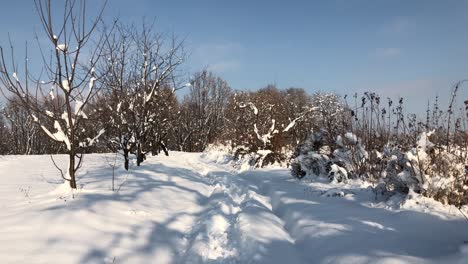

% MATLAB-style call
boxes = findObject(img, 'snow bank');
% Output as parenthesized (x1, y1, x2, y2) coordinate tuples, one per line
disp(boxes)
(201, 144, 234, 165)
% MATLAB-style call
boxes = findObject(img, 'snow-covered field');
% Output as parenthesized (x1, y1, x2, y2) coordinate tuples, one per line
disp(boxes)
(0, 152, 467, 264)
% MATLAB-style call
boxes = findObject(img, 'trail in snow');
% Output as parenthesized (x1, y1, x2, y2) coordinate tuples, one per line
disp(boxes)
(0, 153, 467, 264)
(181, 158, 305, 264)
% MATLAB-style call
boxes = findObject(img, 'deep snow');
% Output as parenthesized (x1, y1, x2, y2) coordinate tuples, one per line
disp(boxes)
(0, 152, 467, 264)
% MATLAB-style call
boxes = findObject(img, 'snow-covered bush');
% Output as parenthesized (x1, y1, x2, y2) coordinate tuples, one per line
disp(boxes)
(203, 143, 284, 171)
(297, 152, 330, 177)
(333, 132, 369, 179)
(292, 129, 467, 208)
(401, 132, 467, 206)
(377, 131, 467, 207)
(290, 162, 306, 179)
(290, 130, 331, 179)
(291, 131, 367, 183)
(380, 143, 417, 194)
(328, 163, 348, 183)
(232, 147, 288, 169)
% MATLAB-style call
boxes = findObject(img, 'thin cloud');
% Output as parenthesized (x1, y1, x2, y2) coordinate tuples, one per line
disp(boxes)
(380, 17, 412, 35)
(193, 42, 242, 74)
(373, 47, 401, 58)
(207, 60, 240, 73)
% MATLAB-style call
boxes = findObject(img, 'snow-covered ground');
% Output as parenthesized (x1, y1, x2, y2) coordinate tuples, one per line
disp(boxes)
(0, 152, 467, 264)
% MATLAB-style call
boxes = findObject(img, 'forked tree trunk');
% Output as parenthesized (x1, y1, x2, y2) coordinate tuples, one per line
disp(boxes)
(160, 142, 169, 156)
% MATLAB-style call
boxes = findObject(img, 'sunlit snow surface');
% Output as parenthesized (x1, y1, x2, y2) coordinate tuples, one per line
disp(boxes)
(0, 152, 467, 263)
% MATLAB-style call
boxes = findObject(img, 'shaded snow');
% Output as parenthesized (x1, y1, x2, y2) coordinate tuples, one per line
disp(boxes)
(0, 152, 467, 263)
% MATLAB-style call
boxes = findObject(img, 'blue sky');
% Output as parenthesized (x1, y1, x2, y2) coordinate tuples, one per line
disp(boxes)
(1, 0, 467, 113)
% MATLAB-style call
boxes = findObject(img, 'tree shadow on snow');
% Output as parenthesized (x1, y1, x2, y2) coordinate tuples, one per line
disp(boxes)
(236, 169, 468, 263)
(36, 159, 297, 263)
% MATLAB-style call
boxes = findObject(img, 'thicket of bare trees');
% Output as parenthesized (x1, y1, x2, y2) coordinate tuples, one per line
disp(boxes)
(215, 86, 317, 167)
(175, 70, 231, 152)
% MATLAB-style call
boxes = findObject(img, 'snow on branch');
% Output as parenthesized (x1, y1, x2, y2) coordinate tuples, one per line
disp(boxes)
(61, 79, 70, 92)
(239, 102, 259, 115)
(283, 107, 318, 132)
(37, 120, 71, 151)
(80, 128, 106, 148)
(255, 119, 278, 148)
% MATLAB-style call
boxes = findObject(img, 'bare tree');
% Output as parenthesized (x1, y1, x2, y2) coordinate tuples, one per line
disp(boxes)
(0, 0, 109, 188)
(179, 70, 231, 152)
(99, 22, 186, 167)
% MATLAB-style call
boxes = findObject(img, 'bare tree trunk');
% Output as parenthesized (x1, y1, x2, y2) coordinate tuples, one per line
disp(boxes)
(160, 142, 169, 156)
(69, 152, 77, 188)
(124, 148, 129, 171)
(136, 142, 143, 166)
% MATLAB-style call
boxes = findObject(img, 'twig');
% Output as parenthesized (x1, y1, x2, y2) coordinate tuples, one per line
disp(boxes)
(50, 154, 69, 182)
(116, 167, 131, 194)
